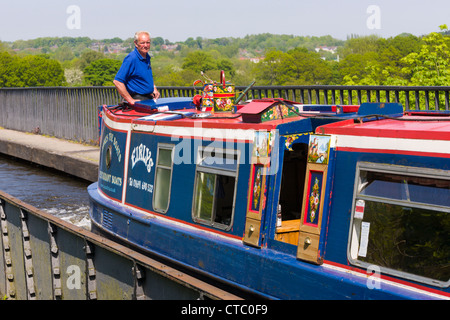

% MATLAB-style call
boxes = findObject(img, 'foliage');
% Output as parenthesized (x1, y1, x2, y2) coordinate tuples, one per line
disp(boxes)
(1, 27, 450, 89)
(254, 47, 334, 85)
(65, 68, 83, 86)
(400, 25, 450, 86)
(0, 52, 66, 87)
(254, 49, 286, 85)
(182, 51, 217, 73)
(283, 47, 333, 85)
(76, 50, 107, 70)
(340, 27, 450, 87)
(83, 59, 121, 86)
(337, 25, 450, 110)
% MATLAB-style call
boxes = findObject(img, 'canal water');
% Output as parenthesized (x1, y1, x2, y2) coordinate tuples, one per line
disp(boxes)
(0, 154, 91, 230)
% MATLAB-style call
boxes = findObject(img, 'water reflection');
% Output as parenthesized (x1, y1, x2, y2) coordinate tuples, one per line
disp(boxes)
(0, 154, 91, 229)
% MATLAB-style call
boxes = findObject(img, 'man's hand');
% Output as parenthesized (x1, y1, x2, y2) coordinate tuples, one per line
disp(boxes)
(128, 99, 140, 106)
(153, 87, 160, 100)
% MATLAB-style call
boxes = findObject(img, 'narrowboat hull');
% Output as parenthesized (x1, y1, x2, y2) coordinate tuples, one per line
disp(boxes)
(88, 182, 445, 300)
(88, 98, 449, 299)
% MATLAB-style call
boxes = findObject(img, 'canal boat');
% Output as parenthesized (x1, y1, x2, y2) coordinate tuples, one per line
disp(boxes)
(88, 96, 449, 299)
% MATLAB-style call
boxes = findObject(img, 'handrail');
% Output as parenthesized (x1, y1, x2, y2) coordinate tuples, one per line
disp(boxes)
(159, 85, 450, 111)
(0, 190, 242, 300)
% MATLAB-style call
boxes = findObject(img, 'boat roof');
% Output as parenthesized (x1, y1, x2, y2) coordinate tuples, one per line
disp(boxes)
(105, 98, 361, 131)
(105, 98, 450, 138)
(104, 98, 396, 130)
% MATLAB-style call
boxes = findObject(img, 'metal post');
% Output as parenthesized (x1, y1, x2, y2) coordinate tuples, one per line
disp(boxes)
(0, 200, 16, 299)
(48, 222, 62, 299)
(20, 210, 36, 299)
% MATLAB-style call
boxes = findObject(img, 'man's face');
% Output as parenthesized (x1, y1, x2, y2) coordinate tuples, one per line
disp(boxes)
(135, 34, 151, 57)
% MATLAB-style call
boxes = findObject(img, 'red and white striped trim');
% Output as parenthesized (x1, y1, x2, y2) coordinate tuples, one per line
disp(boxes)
(335, 135, 450, 157)
(323, 261, 450, 300)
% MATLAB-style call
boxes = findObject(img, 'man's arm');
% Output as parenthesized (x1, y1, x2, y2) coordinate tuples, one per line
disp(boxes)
(113, 80, 138, 105)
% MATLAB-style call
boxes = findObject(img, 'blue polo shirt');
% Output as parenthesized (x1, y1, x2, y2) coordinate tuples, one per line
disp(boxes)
(115, 47, 155, 96)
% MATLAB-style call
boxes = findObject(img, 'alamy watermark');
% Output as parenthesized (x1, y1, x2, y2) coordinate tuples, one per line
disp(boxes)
(66, 5, 81, 30)
(66, 265, 81, 290)
(367, 265, 381, 289)
(169, 124, 280, 175)
(64, 5, 382, 37)
(366, 5, 381, 30)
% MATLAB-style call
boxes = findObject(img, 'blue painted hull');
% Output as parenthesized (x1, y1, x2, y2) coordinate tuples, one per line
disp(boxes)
(89, 182, 435, 300)
(89, 99, 449, 299)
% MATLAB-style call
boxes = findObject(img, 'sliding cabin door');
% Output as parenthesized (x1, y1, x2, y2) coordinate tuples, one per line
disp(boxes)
(273, 134, 332, 265)
(274, 143, 308, 245)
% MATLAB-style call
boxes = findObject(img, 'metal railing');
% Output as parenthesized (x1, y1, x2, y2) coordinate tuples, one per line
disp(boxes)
(161, 85, 450, 111)
(0, 190, 242, 300)
(0, 87, 120, 145)
(1, 85, 449, 145)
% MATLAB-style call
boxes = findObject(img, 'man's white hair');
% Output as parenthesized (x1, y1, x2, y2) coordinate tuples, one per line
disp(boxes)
(134, 31, 150, 42)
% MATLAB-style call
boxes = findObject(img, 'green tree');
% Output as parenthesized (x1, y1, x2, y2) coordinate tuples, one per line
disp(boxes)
(182, 51, 216, 73)
(83, 58, 121, 86)
(217, 58, 235, 77)
(18, 55, 66, 86)
(152, 37, 165, 48)
(77, 50, 106, 70)
(343, 25, 450, 88)
(338, 51, 379, 84)
(157, 69, 199, 87)
(184, 37, 200, 49)
(0, 51, 17, 87)
(255, 48, 333, 85)
(400, 25, 450, 86)
(254, 49, 286, 85)
(54, 44, 75, 62)
(340, 35, 381, 57)
(282, 47, 332, 84)
(0, 53, 66, 87)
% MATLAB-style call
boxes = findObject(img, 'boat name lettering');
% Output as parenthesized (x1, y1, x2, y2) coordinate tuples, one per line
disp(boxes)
(99, 170, 122, 186)
(102, 132, 122, 162)
(131, 143, 154, 173)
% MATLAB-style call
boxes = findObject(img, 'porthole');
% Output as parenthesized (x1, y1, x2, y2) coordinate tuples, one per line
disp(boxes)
(105, 145, 112, 169)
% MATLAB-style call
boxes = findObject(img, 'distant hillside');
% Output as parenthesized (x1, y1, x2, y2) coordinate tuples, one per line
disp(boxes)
(1, 28, 448, 89)
(4, 33, 345, 60)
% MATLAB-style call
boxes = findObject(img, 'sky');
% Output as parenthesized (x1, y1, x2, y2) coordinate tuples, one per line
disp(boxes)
(1, 0, 449, 42)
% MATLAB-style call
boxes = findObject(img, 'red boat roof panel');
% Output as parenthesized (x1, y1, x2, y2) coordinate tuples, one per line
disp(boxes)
(237, 100, 277, 115)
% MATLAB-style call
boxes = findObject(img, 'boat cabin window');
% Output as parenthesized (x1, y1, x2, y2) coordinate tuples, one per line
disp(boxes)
(349, 162, 450, 287)
(153, 144, 174, 213)
(275, 143, 308, 245)
(192, 147, 239, 230)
